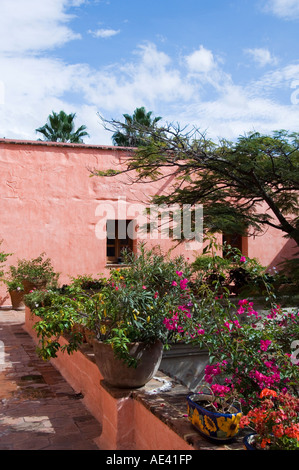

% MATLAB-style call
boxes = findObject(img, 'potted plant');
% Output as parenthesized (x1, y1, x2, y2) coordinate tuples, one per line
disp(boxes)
(24, 246, 191, 389)
(6, 279, 25, 309)
(82, 247, 192, 388)
(187, 384, 242, 442)
(240, 388, 299, 450)
(165, 280, 299, 407)
(162, 239, 299, 426)
(9, 253, 59, 293)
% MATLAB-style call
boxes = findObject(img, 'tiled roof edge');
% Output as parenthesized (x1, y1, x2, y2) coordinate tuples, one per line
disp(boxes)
(0, 138, 132, 151)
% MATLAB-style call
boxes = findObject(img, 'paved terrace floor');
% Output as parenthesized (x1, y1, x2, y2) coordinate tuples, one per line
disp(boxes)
(0, 308, 100, 450)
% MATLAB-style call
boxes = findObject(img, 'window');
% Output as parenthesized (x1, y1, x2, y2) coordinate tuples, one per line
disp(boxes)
(222, 233, 248, 258)
(106, 220, 134, 264)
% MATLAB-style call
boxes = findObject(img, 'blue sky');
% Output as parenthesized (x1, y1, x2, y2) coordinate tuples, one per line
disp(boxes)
(0, 0, 299, 144)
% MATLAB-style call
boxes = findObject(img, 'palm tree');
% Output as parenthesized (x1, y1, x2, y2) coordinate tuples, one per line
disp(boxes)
(112, 107, 162, 147)
(36, 111, 89, 143)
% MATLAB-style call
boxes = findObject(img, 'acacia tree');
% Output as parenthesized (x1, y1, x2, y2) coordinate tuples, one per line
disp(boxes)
(36, 110, 89, 143)
(94, 120, 299, 247)
(109, 107, 162, 147)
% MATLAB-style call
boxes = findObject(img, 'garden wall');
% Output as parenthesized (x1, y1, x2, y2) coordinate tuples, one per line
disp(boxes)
(0, 138, 297, 306)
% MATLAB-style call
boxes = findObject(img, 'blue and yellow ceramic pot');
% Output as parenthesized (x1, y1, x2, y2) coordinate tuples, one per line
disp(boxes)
(186, 393, 242, 442)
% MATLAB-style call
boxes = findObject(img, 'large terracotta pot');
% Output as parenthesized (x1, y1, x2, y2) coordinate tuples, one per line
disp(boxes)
(92, 339, 163, 388)
(9, 289, 25, 309)
(22, 280, 47, 294)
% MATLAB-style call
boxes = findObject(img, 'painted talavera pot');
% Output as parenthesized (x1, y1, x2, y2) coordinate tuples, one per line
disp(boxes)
(92, 339, 163, 388)
(243, 433, 258, 450)
(187, 393, 242, 442)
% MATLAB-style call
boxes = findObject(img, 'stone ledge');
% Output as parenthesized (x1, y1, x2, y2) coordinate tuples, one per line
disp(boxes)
(131, 372, 245, 450)
(78, 343, 245, 450)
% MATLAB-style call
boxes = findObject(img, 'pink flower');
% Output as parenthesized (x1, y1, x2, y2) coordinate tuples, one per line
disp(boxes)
(197, 328, 205, 335)
(237, 306, 245, 315)
(260, 339, 272, 351)
(142, 285, 147, 289)
(240, 256, 246, 263)
(176, 271, 183, 277)
(171, 281, 177, 287)
(154, 292, 159, 299)
(179, 278, 188, 290)
(232, 319, 242, 328)
(211, 384, 231, 397)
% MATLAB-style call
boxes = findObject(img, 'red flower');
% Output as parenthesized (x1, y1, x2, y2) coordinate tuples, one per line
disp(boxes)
(260, 388, 277, 399)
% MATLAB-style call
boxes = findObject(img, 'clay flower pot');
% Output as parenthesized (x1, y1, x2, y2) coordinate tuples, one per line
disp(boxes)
(22, 280, 47, 294)
(9, 289, 25, 309)
(92, 339, 163, 388)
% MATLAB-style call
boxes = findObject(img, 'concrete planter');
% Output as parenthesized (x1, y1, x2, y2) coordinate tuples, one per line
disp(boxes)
(160, 343, 209, 392)
(92, 339, 163, 388)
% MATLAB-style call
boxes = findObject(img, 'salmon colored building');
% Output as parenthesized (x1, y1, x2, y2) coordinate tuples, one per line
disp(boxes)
(0, 138, 297, 305)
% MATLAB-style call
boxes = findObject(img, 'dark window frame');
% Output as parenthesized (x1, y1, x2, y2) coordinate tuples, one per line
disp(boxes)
(106, 219, 135, 264)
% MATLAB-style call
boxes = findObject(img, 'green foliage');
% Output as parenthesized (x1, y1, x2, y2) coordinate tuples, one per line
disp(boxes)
(0, 240, 11, 281)
(24, 282, 100, 360)
(68, 274, 105, 292)
(25, 246, 191, 366)
(5, 279, 24, 291)
(36, 110, 89, 143)
(110, 106, 162, 147)
(8, 253, 59, 287)
(119, 244, 191, 296)
(98, 124, 299, 246)
(192, 254, 231, 287)
(191, 237, 276, 299)
(277, 254, 299, 291)
(165, 273, 299, 410)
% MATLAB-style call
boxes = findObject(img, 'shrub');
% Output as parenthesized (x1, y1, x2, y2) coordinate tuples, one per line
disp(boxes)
(9, 253, 59, 287)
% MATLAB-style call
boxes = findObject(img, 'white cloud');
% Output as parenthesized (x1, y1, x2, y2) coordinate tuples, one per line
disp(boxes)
(0, 0, 83, 54)
(0, 0, 298, 147)
(264, 0, 299, 19)
(185, 45, 217, 74)
(1, 38, 299, 145)
(178, 87, 299, 142)
(244, 48, 278, 67)
(88, 28, 120, 39)
(81, 43, 194, 112)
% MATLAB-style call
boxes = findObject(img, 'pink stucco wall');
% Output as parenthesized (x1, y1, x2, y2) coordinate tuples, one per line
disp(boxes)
(0, 139, 297, 305)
